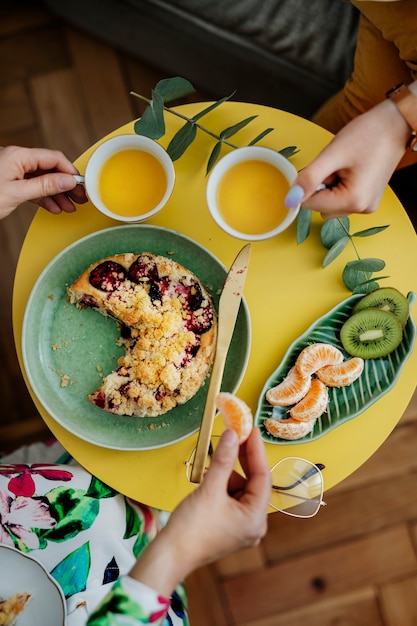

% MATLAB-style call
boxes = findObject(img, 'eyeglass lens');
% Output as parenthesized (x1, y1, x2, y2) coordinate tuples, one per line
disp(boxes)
(270, 457, 324, 518)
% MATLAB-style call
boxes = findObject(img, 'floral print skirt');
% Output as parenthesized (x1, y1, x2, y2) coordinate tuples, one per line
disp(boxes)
(0, 460, 188, 625)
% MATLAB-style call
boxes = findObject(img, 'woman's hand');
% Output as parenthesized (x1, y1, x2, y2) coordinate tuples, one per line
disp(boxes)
(0, 146, 87, 219)
(129, 428, 271, 597)
(285, 93, 414, 219)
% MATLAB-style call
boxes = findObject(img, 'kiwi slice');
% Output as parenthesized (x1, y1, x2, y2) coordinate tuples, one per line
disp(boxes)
(340, 308, 403, 359)
(353, 287, 409, 328)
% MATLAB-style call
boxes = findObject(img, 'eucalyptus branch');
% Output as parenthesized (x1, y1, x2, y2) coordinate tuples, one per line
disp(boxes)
(336, 218, 361, 260)
(304, 213, 390, 293)
(130, 77, 297, 172)
(130, 90, 240, 150)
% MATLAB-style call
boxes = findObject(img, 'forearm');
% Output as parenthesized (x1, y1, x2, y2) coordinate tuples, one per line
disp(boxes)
(128, 525, 190, 598)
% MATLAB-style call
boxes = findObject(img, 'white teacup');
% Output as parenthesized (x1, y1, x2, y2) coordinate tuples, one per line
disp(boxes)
(206, 146, 300, 241)
(82, 135, 175, 222)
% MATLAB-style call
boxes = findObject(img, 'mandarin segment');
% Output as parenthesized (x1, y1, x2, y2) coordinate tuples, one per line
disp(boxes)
(264, 416, 316, 440)
(295, 342, 344, 376)
(265, 366, 311, 406)
(316, 356, 364, 387)
(215, 392, 253, 444)
(289, 378, 328, 422)
(263, 339, 367, 439)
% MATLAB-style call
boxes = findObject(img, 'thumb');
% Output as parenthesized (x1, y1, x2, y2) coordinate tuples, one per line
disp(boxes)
(284, 182, 305, 209)
(285, 163, 336, 209)
(203, 429, 239, 490)
(284, 168, 324, 209)
(18, 172, 77, 201)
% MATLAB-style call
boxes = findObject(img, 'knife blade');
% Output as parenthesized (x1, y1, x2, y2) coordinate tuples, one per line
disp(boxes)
(190, 243, 251, 484)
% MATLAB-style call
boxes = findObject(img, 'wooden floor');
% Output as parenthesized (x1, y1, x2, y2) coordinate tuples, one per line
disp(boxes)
(2, 5, 417, 625)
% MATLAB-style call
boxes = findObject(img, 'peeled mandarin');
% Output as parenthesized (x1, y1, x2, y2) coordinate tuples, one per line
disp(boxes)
(289, 378, 328, 422)
(266, 366, 311, 406)
(264, 416, 316, 440)
(295, 342, 344, 377)
(215, 392, 253, 444)
(316, 357, 364, 387)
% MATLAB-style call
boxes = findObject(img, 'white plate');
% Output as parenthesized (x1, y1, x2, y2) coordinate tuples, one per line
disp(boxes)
(0, 544, 66, 626)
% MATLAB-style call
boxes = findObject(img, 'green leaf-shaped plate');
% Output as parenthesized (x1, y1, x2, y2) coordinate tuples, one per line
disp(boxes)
(255, 292, 416, 445)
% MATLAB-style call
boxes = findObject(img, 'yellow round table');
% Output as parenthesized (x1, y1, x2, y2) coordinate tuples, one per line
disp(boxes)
(13, 102, 417, 511)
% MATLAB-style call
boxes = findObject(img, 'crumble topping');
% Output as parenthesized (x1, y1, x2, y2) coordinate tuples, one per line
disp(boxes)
(0, 593, 31, 626)
(67, 252, 217, 417)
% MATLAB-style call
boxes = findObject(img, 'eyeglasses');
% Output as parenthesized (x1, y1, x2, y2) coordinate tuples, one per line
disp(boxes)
(184, 440, 326, 518)
(269, 457, 326, 518)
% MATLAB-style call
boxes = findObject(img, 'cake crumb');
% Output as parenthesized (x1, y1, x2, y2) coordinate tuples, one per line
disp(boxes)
(60, 374, 70, 387)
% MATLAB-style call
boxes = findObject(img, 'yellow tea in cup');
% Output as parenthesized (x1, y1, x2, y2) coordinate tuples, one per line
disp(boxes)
(216, 160, 289, 236)
(206, 146, 300, 241)
(98, 149, 167, 218)
(84, 135, 175, 223)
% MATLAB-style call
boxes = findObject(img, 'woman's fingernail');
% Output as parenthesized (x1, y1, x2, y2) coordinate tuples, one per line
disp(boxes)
(222, 429, 238, 447)
(284, 184, 304, 209)
(58, 174, 76, 191)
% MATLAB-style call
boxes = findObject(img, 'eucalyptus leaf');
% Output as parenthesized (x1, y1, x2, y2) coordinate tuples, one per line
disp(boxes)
(322, 236, 350, 268)
(370, 275, 390, 282)
(296, 208, 312, 244)
(154, 76, 196, 102)
(356, 275, 390, 286)
(352, 280, 381, 295)
(192, 93, 235, 122)
(352, 225, 390, 237)
(320, 217, 350, 249)
(346, 257, 386, 272)
(219, 116, 258, 140)
(279, 146, 299, 158)
(351, 275, 390, 294)
(134, 90, 165, 139)
(248, 128, 274, 146)
(167, 121, 197, 160)
(342, 265, 372, 292)
(206, 141, 222, 174)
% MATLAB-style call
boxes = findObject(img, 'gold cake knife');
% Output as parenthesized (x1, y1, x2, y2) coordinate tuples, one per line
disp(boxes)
(190, 243, 251, 484)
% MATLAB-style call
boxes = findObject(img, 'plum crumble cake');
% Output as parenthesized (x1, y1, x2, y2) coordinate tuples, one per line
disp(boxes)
(67, 252, 217, 417)
(0, 592, 31, 626)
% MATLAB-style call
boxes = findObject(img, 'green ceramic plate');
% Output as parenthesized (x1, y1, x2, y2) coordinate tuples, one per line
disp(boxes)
(255, 292, 416, 445)
(22, 225, 250, 450)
